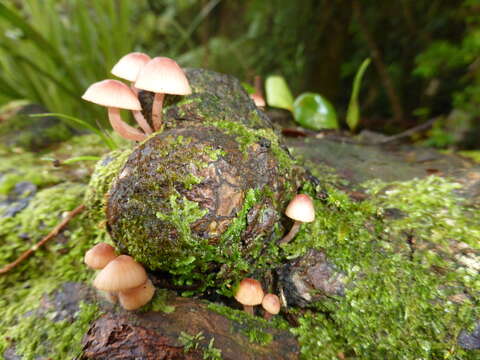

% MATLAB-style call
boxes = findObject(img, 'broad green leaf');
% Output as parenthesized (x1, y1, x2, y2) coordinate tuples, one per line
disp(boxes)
(265, 75, 294, 111)
(346, 58, 371, 132)
(293, 92, 338, 130)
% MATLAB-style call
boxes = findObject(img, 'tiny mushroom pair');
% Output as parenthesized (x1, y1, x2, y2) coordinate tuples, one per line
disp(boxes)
(84, 243, 155, 310)
(82, 52, 192, 142)
(234, 278, 281, 320)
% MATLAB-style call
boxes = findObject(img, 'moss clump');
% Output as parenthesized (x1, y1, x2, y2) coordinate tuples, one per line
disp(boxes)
(208, 119, 295, 171)
(84, 148, 132, 223)
(0, 150, 61, 195)
(0, 181, 108, 358)
(287, 177, 479, 359)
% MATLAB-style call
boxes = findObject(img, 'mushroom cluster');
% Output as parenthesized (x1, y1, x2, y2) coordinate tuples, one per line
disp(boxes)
(82, 52, 192, 141)
(84, 243, 155, 310)
(234, 278, 281, 320)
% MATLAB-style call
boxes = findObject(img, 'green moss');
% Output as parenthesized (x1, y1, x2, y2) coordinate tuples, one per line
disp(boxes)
(288, 177, 479, 359)
(208, 120, 295, 171)
(178, 331, 223, 359)
(0, 150, 61, 195)
(7, 301, 100, 360)
(0, 181, 109, 358)
(84, 148, 132, 223)
(207, 303, 288, 345)
(142, 288, 176, 314)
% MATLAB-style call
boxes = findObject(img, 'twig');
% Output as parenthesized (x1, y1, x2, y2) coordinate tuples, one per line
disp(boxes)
(0, 203, 85, 274)
(375, 117, 438, 144)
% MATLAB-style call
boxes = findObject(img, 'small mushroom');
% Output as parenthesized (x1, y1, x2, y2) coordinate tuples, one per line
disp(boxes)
(84, 242, 117, 270)
(251, 93, 266, 108)
(82, 79, 146, 141)
(134, 57, 192, 131)
(111, 52, 153, 134)
(93, 255, 147, 292)
(234, 278, 264, 315)
(118, 279, 156, 310)
(279, 194, 315, 244)
(261, 293, 281, 320)
(111, 52, 151, 83)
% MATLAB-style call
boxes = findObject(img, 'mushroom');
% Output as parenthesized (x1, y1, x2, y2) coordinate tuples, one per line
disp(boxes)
(84, 242, 117, 270)
(250, 75, 266, 108)
(234, 278, 264, 315)
(111, 52, 153, 134)
(111, 52, 151, 84)
(279, 194, 315, 244)
(251, 93, 266, 108)
(118, 279, 156, 310)
(134, 56, 192, 131)
(82, 79, 146, 142)
(261, 293, 281, 320)
(93, 255, 147, 292)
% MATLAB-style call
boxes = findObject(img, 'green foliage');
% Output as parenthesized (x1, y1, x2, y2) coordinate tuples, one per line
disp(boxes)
(179, 331, 223, 360)
(346, 58, 370, 132)
(265, 75, 338, 130)
(293, 92, 338, 130)
(0, 0, 151, 124)
(265, 75, 294, 111)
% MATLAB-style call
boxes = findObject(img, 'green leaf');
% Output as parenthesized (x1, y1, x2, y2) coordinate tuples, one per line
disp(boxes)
(293, 92, 338, 130)
(346, 58, 371, 132)
(265, 75, 294, 111)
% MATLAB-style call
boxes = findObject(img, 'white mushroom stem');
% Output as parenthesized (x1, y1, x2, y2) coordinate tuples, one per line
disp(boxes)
(279, 221, 301, 244)
(128, 84, 152, 134)
(133, 110, 153, 134)
(151, 92, 165, 131)
(264, 311, 273, 320)
(107, 108, 146, 142)
(243, 305, 254, 315)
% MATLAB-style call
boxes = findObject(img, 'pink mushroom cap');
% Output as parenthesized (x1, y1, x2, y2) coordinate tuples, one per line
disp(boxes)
(111, 52, 151, 82)
(285, 194, 315, 223)
(134, 57, 192, 95)
(81, 79, 141, 111)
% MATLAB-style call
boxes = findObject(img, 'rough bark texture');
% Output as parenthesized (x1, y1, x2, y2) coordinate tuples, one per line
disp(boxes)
(106, 124, 297, 275)
(82, 297, 299, 360)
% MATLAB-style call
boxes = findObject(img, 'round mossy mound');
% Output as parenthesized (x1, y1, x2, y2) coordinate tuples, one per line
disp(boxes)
(106, 124, 299, 291)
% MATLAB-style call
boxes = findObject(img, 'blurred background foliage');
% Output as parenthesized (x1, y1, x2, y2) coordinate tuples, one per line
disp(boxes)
(0, 0, 479, 148)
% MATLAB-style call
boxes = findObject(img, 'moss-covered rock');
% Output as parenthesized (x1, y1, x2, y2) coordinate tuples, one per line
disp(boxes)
(106, 123, 301, 293)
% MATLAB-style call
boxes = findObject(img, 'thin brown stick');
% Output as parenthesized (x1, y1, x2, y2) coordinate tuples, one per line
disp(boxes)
(0, 203, 85, 274)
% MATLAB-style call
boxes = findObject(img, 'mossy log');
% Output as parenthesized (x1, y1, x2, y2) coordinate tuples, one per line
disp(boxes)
(1, 69, 479, 359)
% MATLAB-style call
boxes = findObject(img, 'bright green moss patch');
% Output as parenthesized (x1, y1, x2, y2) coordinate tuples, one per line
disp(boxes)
(209, 120, 295, 171)
(0, 150, 61, 195)
(84, 148, 132, 223)
(0, 181, 108, 358)
(288, 177, 479, 359)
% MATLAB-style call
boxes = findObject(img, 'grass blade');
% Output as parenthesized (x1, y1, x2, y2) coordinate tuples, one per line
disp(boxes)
(30, 113, 117, 150)
(346, 58, 371, 132)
